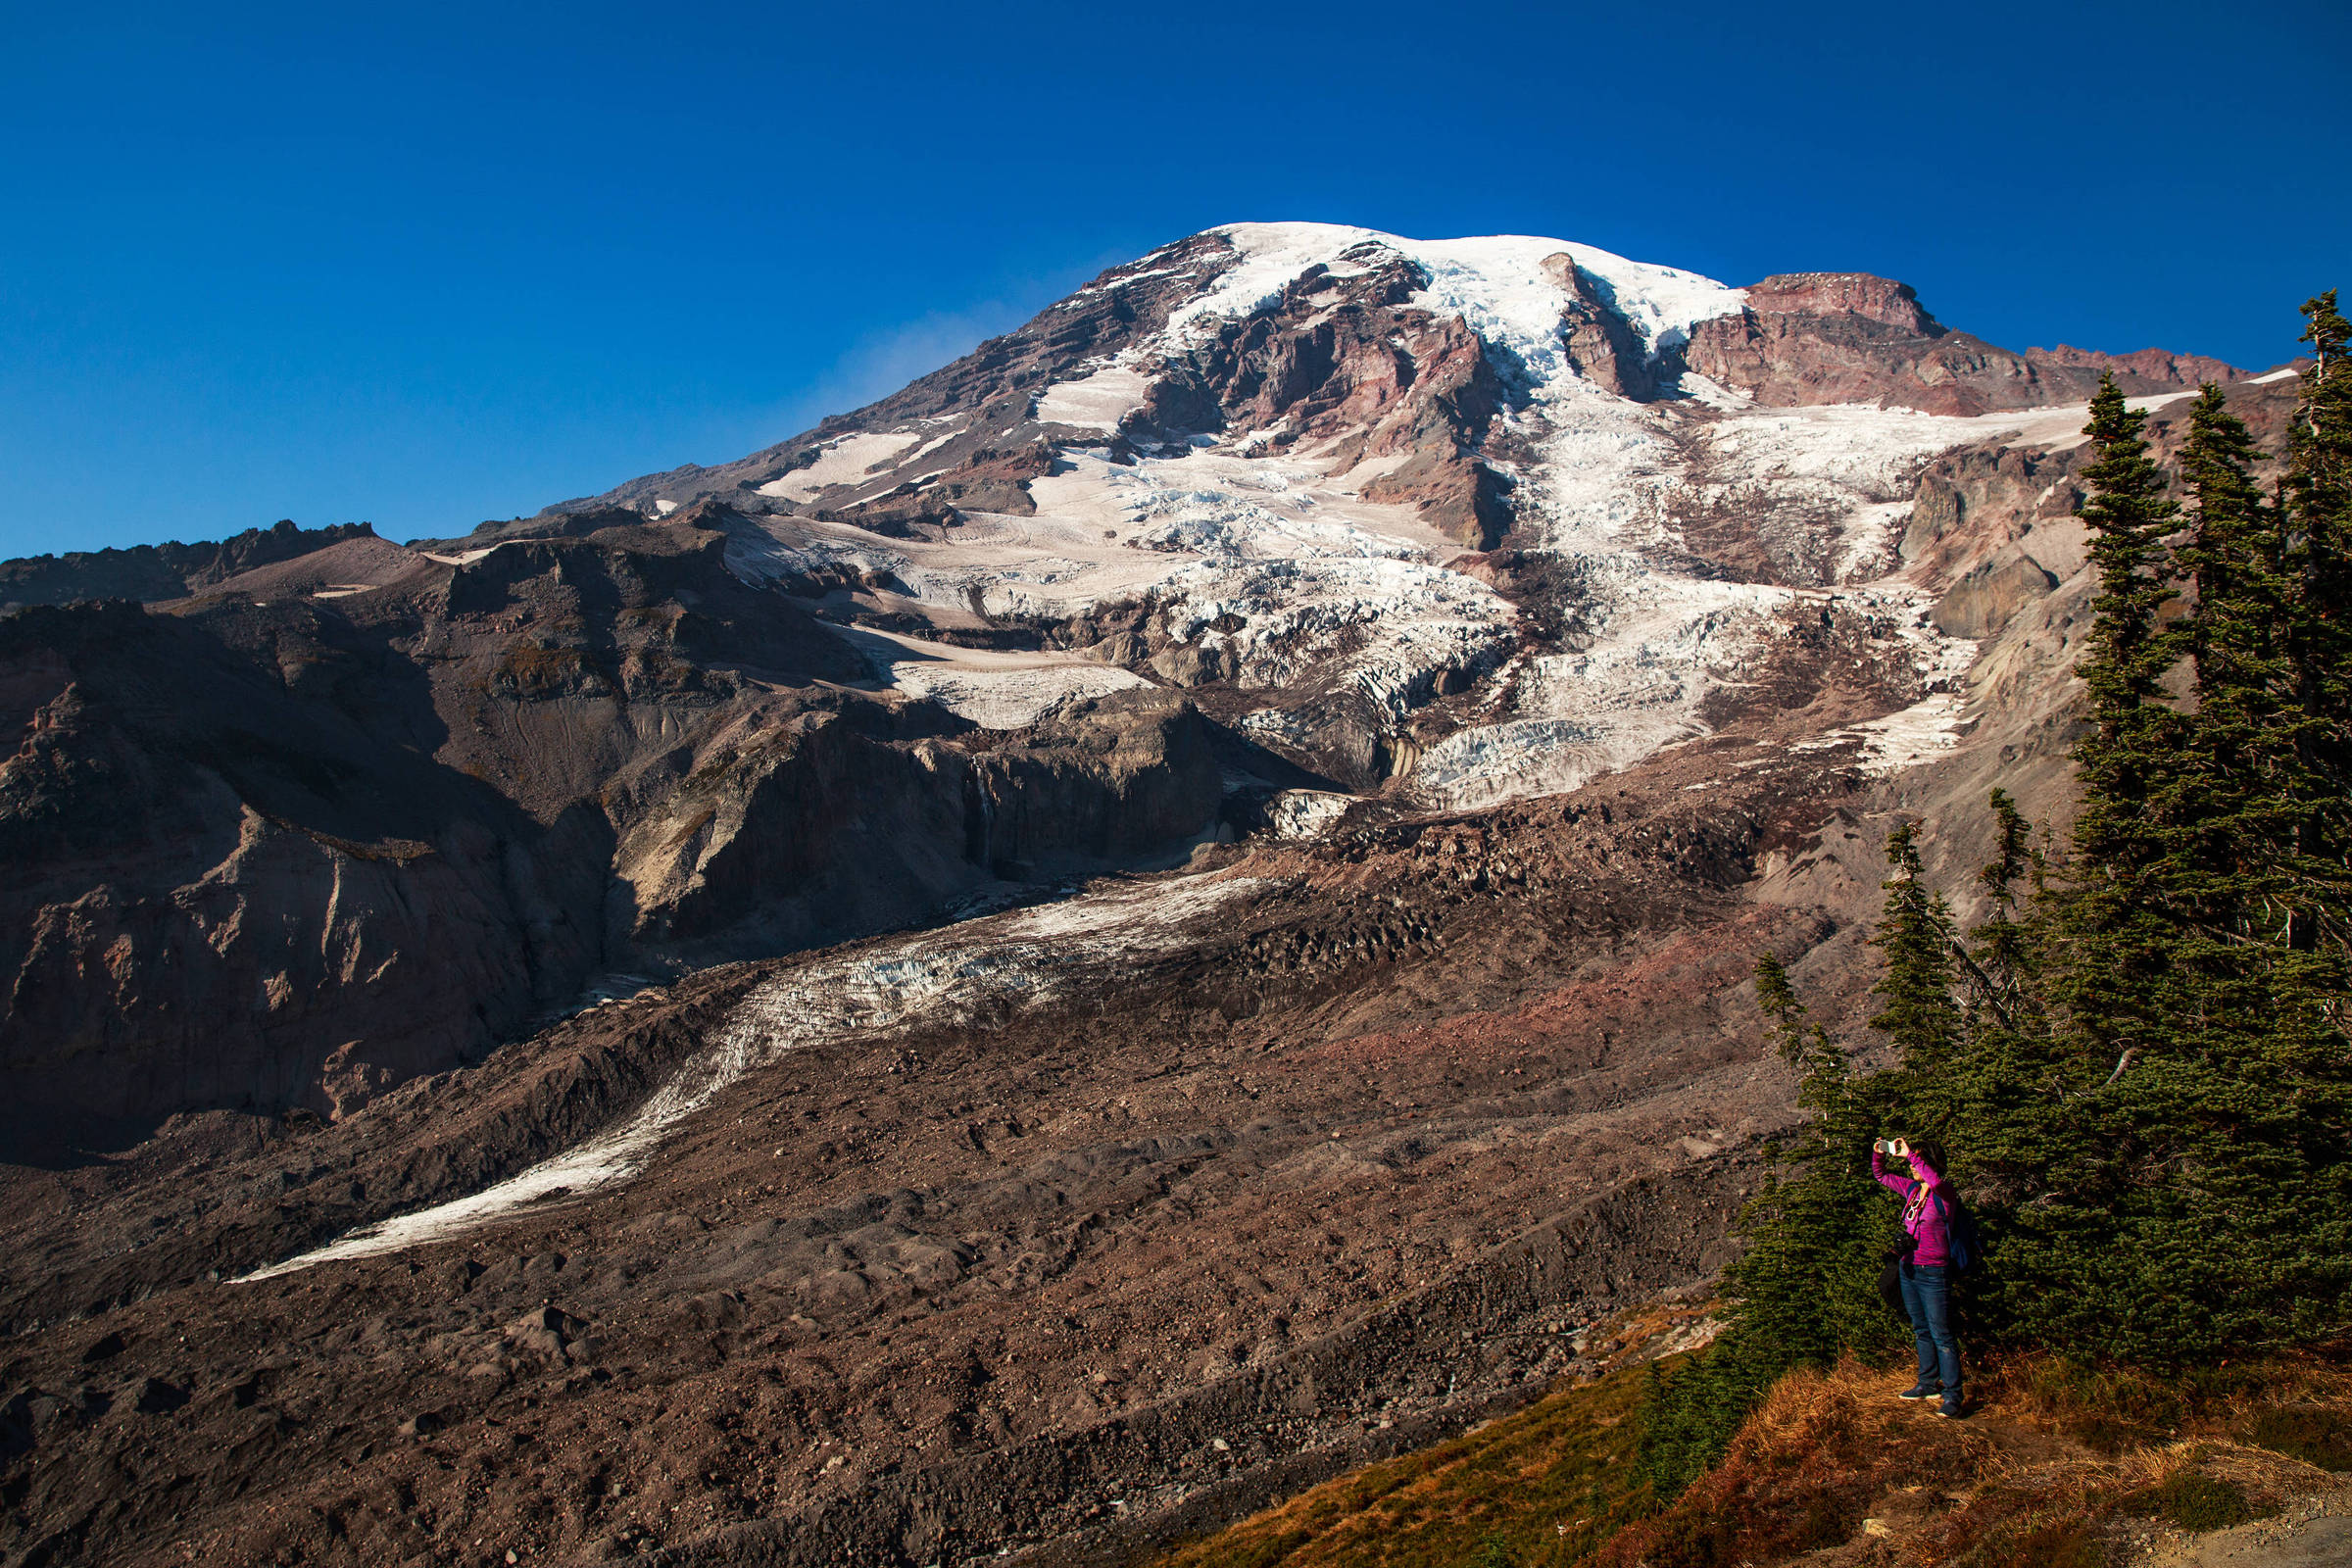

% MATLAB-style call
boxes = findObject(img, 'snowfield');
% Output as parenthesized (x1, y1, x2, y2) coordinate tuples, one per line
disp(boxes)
(822, 621, 1154, 728)
(758, 430, 926, 502)
(1035, 363, 1151, 432)
(1169, 223, 1748, 372)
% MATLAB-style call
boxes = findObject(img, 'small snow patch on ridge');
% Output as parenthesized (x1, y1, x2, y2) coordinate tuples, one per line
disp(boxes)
(1036, 365, 1150, 433)
(759, 431, 924, 502)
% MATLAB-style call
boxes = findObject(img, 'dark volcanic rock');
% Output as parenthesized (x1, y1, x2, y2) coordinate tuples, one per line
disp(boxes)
(616, 690, 1220, 950)
(0, 518, 377, 609)
(0, 599, 612, 1154)
(0, 511, 1225, 1157)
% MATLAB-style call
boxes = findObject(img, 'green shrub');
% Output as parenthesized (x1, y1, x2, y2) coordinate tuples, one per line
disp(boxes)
(1959, 1517, 2106, 1568)
(1634, 1326, 1790, 1502)
(2128, 1472, 2252, 1533)
(2242, 1406, 2352, 1471)
(1471, 1531, 1518, 1568)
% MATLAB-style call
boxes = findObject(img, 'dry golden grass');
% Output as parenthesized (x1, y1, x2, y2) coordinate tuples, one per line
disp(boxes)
(1601, 1348, 2352, 1568)
(1147, 1306, 1709, 1568)
(1150, 1332, 2352, 1568)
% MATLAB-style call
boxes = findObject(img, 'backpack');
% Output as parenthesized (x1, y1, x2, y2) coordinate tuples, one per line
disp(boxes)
(1931, 1188, 1984, 1275)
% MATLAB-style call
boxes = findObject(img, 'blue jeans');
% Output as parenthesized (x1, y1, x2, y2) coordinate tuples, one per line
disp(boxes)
(1899, 1262, 1962, 1405)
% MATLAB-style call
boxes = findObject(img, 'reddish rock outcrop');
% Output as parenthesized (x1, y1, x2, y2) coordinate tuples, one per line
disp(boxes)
(1685, 270, 2247, 414)
(1741, 271, 1942, 335)
(2026, 342, 2249, 390)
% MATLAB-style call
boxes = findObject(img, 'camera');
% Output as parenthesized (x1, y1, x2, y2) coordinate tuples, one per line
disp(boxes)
(1875, 1137, 1910, 1157)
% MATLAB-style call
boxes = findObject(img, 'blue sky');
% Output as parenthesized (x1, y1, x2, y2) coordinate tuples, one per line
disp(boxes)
(4, 1, 2345, 556)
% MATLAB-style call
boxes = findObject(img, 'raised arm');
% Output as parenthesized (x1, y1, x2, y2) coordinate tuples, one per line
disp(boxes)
(1907, 1152, 1943, 1191)
(1871, 1146, 1912, 1196)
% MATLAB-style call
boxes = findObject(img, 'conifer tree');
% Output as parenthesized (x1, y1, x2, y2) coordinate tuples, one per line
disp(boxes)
(1751, 952, 1813, 1066)
(2282, 292, 2352, 951)
(1639, 953, 1898, 1499)
(2160, 386, 2293, 1021)
(1992, 357, 2352, 1362)
(1868, 821, 1961, 1073)
(1935, 792, 2058, 1239)
(2059, 373, 2186, 1062)
(1734, 952, 1894, 1363)
(1962, 789, 2044, 1032)
(2176, 382, 2290, 911)
(1990, 378, 2256, 1360)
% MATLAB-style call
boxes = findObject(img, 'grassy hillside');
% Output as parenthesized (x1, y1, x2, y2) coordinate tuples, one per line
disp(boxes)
(1148, 1307, 1704, 1568)
(1601, 1350, 2352, 1567)
(1148, 1327, 2352, 1568)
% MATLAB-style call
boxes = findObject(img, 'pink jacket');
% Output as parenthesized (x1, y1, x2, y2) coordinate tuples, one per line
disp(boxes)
(1873, 1149, 1950, 1266)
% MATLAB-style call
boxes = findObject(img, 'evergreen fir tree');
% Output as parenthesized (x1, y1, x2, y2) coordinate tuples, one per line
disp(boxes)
(1990, 377, 2270, 1362)
(1732, 953, 1895, 1366)
(1961, 788, 2045, 1035)
(1986, 357, 2352, 1362)
(2158, 385, 2294, 1039)
(1639, 953, 1899, 1499)
(1868, 820, 1962, 1074)
(1751, 952, 1812, 1065)
(2282, 292, 2352, 952)
(2174, 380, 2293, 938)
(1936, 791, 2059, 1241)
(2059, 373, 2187, 1063)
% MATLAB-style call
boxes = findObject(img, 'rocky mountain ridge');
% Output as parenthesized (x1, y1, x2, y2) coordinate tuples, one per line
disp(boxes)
(0, 518, 381, 610)
(0, 221, 2307, 1568)
(0, 509, 1227, 1158)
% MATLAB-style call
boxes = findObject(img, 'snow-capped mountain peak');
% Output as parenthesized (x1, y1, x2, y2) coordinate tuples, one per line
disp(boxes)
(543, 223, 2256, 814)
(1182, 220, 1746, 369)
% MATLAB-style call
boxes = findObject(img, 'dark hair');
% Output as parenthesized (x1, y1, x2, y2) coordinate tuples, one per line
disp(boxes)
(1910, 1138, 1949, 1178)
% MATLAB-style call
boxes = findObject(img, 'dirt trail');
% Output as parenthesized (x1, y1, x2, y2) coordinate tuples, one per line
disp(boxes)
(2137, 1489, 2352, 1568)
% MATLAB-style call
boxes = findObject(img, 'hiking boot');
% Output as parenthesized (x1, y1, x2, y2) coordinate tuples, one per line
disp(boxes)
(1897, 1382, 1941, 1400)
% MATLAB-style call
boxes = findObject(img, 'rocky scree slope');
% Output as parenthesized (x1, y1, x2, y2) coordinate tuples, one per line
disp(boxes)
(0, 221, 2297, 1568)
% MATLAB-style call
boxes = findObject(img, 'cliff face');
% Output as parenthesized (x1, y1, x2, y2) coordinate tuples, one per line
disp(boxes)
(612, 690, 1221, 950)
(0, 600, 609, 1150)
(0, 512, 1225, 1157)
(1682, 270, 2252, 415)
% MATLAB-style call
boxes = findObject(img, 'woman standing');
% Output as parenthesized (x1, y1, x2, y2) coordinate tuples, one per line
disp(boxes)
(1874, 1137, 1963, 1418)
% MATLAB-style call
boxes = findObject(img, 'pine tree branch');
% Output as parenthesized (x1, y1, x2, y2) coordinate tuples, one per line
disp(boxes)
(1944, 935, 2018, 1033)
